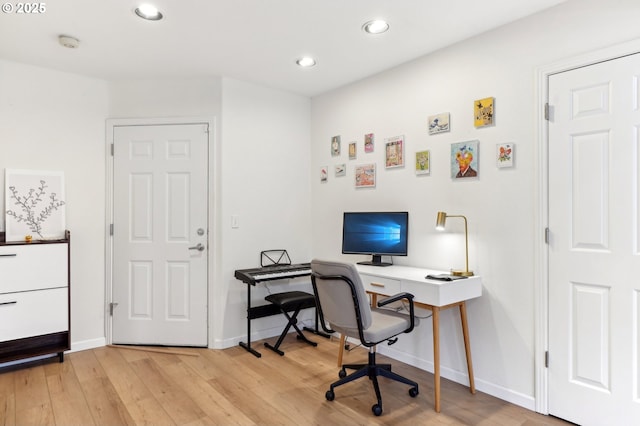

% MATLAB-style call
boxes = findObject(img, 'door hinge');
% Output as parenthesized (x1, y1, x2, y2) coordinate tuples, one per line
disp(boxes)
(110, 223, 114, 236)
(545, 351, 549, 368)
(204, 125, 209, 134)
(544, 227, 550, 244)
(109, 302, 118, 316)
(544, 103, 550, 121)
(111, 143, 114, 156)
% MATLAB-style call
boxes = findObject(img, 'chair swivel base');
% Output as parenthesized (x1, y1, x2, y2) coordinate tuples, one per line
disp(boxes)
(325, 350, 419, 416)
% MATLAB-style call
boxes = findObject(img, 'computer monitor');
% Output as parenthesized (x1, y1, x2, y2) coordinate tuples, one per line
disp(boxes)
(342, 211, 408, 266)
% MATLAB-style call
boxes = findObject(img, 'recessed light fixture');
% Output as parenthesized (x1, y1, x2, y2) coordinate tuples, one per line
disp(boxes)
(296, 57, 317, 68)
(135, 3, 163, 21)
(58, 35, 80, 49)
(362, 19, 389, 34)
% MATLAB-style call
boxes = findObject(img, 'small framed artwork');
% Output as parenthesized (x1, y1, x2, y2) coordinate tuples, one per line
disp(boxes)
(320, 166, 328, 183)
(355, 163, 376, 188)
(474, 97, 494, 127)
(335, 164, 346, 177)
(348, 142, 357, 160)
(497, 143, 514, 168)
(415, 151, 430, 175)
(364, 133, 374, 153)
(5, 169, 66, 242)
(428, 112, 450, 135)
(385, 135, 404, 168)
(331, 135, 341, 156)
(451, 140, 479, 179)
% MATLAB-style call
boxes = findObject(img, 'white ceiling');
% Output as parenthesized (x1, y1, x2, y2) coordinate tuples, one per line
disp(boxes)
(0, 0, 566, 97)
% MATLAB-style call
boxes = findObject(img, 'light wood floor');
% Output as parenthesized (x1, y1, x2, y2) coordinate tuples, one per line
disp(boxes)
(0, 334, 570, 425)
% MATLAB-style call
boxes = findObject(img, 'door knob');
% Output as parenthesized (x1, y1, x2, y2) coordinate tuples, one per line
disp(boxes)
(188, 243, 205, 252)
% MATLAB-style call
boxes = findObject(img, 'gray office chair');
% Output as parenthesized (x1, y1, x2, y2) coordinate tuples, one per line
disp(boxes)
(310, 259, 419, 416)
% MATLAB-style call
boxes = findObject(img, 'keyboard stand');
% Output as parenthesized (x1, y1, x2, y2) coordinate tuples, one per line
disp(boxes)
(238, 282, 263, 358)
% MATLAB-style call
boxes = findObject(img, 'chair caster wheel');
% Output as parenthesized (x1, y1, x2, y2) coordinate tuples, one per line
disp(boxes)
(338, 368, 347, 378)
(372, 404, 383, 416)
(409, 387, 419, 397)
(325, 390, 335, 401)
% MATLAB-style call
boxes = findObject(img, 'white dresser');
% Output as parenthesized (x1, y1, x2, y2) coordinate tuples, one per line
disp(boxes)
(0, 231, 70, 364)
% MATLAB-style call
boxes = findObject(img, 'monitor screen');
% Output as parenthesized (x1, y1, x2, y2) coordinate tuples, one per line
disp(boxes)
(342, 211, 408, 266)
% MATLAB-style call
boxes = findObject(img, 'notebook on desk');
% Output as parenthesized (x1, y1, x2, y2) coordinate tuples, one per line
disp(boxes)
(425, 274, 468, 281)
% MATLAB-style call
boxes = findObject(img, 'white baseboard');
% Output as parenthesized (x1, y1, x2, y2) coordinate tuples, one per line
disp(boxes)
(379, 345, 536, 411)
(70, 337, 106, 353)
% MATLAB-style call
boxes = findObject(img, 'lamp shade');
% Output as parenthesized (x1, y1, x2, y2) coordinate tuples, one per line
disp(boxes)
(436, 211, 447, 230)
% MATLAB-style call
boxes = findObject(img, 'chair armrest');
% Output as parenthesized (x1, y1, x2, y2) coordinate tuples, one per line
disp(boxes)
(377, 292, 415, 333)
(377, 292, 414, 307)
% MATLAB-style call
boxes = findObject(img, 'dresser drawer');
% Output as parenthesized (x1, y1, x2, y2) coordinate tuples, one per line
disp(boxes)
(0, 243, 68, 293)
(0, 287, 68, 342)
(359, 274, 401, 296)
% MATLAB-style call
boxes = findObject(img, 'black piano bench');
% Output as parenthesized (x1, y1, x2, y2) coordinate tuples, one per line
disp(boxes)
(263, 291, 318, 356)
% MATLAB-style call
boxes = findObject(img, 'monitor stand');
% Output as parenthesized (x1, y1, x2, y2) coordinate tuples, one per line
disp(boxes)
(357, 255, 392, 267)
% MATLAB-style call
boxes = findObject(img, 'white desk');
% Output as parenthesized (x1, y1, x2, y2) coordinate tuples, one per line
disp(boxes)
(354, 264, 482, 413)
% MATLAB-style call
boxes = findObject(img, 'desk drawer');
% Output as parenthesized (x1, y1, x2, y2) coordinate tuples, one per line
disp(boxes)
(359, 274, 401, 295)
(0, 244, 68, 293)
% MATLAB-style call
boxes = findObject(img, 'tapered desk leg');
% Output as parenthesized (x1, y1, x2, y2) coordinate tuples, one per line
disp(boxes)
(337, 334, 346, 367)
(459, 301, 475, 393)
(432, 306, 441, 413)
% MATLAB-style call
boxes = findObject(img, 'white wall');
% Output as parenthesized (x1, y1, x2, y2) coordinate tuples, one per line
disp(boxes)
(310, 0, 640, 409)
(108, 77, 312, 349)
(217, 78, 312, 346)
(0, 60, 108, 348)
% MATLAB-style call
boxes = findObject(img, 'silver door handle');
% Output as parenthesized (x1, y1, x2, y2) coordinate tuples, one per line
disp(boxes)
(188, 243, 205, 252)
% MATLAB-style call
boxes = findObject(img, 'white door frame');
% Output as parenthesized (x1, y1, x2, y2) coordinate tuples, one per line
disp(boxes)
(535, 38, 640, 414)
(105, 116, 217, 346)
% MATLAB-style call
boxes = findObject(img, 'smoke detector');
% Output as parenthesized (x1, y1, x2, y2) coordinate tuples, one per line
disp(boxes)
(58, 35, 79, 49)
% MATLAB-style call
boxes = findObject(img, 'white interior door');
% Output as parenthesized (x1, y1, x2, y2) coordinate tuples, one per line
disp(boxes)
(112, 123, 208, 346)
(548, 53, 640, 424)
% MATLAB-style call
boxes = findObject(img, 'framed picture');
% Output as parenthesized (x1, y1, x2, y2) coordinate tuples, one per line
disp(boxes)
(348, 142, 357, 160)
(355, 163, 376, 188)
(331, 135, 341, 156)
(474, 97, 494, 127)
(335, 164, 346, 177)
(5, 169, 66, 242)
(451, 140, 479, 179)
(364, 133, 374, 153)
(415, 150, 430, 175)
(428, 112, 450, 135)
(320, 166, 328, 183)
(497, 143, 514, 168)
(385, 135, 404, 168)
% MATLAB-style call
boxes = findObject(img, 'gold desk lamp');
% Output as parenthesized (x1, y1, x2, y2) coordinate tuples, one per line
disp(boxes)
(436, 211, 474, 277)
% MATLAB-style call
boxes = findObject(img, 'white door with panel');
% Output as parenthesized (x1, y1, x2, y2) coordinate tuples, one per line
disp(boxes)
(548, 53, 640, 424)
(112, 123, 208, 346)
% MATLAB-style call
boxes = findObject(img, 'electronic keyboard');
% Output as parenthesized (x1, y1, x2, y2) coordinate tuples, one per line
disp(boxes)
(234, 263, 312, 285)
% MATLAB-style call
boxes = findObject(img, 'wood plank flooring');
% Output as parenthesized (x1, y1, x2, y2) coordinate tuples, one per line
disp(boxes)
(0, 335, 570, 425)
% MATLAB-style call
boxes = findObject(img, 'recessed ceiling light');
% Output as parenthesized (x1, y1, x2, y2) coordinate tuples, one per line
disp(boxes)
(135, 3, 163, 21)
(296, 57, 317, 68)
(362, 19, 389, 34)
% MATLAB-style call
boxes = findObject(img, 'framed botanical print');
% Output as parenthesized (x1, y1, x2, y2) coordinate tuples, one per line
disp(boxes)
(5, 169, 66, 241)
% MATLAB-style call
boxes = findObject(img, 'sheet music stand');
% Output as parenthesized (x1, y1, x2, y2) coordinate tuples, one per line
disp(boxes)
(260, 249, 291, 267)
